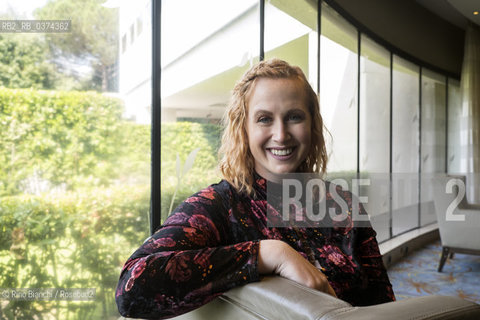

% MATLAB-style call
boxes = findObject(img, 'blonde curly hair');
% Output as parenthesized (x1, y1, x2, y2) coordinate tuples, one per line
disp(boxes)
(218, 58, 328, 195)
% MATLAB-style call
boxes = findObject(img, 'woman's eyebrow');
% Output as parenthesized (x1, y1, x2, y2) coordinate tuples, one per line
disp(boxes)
(287, 108, 306, 113)
(251, 109, 273, 117)
(284, 109, 307, 117)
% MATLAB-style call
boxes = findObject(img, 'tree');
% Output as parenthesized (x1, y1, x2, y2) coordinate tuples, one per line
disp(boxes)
(34, 0, 119, 92)
(0, 34, 58, 89)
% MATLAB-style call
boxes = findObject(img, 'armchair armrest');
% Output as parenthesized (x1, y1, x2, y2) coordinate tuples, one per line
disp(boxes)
(222, 276, 349, 320)
(437, 208, 480, 250)
(332, 295, 480, 320)
(172, 276, 480, 320)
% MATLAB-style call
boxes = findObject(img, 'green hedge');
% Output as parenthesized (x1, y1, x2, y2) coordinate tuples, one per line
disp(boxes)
(0, 185, 150, 320)
(0, 88, 127, 196)
(0, 87, 224, 319)
(0, 87, 152, 319)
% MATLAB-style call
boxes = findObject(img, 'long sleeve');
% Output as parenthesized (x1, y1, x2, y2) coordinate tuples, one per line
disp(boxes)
(338, 198, 396, 305)
(305, 184, 396, 306)
(116, 177, 396, 318)
(350, 224, 396, 305)
(115, 185, 260, 319)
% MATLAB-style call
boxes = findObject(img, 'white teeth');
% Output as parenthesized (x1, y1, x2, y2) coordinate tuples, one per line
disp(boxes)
(271, 148, 293, 156)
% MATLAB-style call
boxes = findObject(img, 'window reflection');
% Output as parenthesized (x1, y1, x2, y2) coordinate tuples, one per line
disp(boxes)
(447, 79, 463, 174)
(392, 56, 420, 236)
(321, 2, 358, 177)
(265, 0, 318, 88)
(359, 34, 391, 242)
(160, 0, 259, 221)
(420, 69, 446, 226)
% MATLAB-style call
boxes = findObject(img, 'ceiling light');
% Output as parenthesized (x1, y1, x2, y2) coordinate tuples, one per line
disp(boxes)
(474, 11, 479, 15)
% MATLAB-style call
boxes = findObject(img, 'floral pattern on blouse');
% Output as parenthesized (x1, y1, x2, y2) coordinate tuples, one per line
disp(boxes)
(116, 176, 395, 319)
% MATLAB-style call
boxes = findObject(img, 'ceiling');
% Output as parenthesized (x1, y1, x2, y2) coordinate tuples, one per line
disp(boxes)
(416, 0, 480, 29)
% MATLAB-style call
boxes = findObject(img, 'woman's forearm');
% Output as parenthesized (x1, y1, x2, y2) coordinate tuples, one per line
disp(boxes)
(258, 239, 337, 297)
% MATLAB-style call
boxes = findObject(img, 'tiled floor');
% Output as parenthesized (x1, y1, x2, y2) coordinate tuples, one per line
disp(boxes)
(388, 241, 480, 304)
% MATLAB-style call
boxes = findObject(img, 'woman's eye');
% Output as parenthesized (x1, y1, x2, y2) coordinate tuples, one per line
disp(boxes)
(257, 116, 271, 124)
(288, 113, 304, 121)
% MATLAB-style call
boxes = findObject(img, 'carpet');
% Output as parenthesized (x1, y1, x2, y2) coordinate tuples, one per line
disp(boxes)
(387, 241, 480, 304)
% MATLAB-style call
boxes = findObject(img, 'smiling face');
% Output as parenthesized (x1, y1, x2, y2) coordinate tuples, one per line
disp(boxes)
(246, 77, 312, 182)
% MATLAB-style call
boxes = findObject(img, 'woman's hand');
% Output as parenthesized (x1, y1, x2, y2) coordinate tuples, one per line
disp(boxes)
(258, 239, 337, 297)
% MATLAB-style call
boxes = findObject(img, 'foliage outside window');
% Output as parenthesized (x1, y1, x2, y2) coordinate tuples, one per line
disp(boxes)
(0, 1, 150, 319)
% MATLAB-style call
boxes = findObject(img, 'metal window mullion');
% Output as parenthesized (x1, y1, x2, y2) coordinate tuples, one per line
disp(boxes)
(389, 52, 393, 239)
(357, 31, 361, 177)
(151, 0, 162, 235)
(260, 0, 265, 61)
(418, 67, 423, 229)
(445, 76, 449, 174)
(317, 0, 322, 95)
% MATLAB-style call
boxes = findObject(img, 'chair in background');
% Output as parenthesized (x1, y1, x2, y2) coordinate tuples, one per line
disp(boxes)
(432, 174, 480, 272)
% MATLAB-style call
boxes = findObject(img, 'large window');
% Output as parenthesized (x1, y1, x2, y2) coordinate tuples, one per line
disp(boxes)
(420, 70, 446, 226)
(265, 0, 318, 88)
(392, 56, 420, 236)
(0, 1, 464, 318)
(320, 2, 358, 178)
(359, 34, 391, 242)
(447, 79, 464, 174)
(0, 1, 150, 319)
(156, 1, 459, 244)
(160, 0, 259, 221)
(317, 2, 453, 241)
(157, 1, 457, 245)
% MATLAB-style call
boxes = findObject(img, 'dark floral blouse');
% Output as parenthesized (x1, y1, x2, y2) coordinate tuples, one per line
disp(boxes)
(116, 175, 395, 319)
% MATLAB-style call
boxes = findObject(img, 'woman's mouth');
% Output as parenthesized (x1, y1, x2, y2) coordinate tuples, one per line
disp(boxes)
(270, 148, 293, 156)
(268, 147, 296, 159)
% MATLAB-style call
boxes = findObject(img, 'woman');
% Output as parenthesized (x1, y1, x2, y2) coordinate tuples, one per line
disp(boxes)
(116, 59, 395, 319)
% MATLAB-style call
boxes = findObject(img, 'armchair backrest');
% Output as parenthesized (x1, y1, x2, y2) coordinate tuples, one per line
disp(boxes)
(432, 174, 479, 249)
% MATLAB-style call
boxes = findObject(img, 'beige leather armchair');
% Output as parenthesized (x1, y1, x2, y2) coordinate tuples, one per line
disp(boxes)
(433, 174, 480, 272)
(171, 276, 480, 320)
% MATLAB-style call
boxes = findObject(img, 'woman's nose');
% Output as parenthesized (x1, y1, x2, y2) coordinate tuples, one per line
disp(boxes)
(272, 122, 290, 142)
